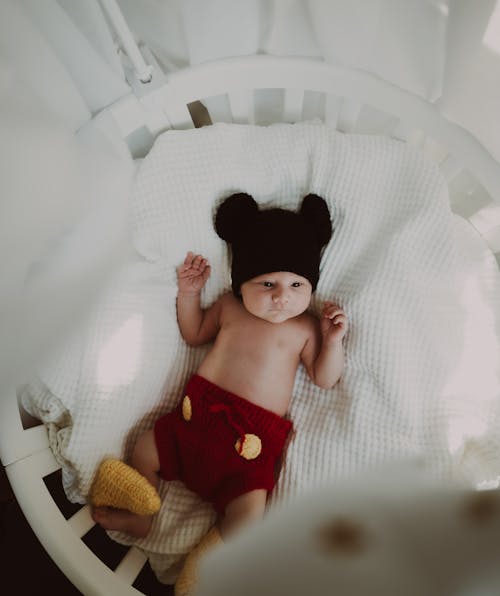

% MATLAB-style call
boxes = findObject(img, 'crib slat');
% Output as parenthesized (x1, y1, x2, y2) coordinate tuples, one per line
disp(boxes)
(482, 225, 500, 253)
(160, 85, 195, 130)
(422, 137, 449, 165)
(391, 120, 424, 146)
(68, 505, 95, 538)
(404, 129, 425, 147)
(353, 105, 398, 136)
(283, 89, 304, 123)
(449, 177, 492, 220)
(0, 424, 49, 467)
(203, 95, 233, 124)
(439, 154, 462, 183)
(337, 98, 362, 132)
(229, 90, 254, 124)
(468, 202, 500, 235)
(140, 98, 173, 135)
(301, 90, 325, 121)
(324, 95, 341, 128)
(32, 447, 61, 476)
(0, 386, 50, 466)
(115, 547, 149, 584)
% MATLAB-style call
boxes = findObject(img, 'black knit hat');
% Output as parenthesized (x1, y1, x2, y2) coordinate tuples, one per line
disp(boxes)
(215, 193, 332, 295)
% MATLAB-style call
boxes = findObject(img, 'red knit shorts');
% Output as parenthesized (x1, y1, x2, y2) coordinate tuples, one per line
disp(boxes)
(153, 375, 293, 514)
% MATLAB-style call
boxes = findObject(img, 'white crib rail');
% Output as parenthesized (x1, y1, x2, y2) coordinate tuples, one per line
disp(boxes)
(105, 55, 500, 264)
(166, 56, 500, 195)
(5, 448, 146, 595)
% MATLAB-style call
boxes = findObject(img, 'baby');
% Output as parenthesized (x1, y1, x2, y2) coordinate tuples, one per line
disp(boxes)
(91, 193, 347, 590)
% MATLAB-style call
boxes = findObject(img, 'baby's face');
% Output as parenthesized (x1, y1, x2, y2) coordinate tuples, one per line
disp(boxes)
(240, 272, 312, 323)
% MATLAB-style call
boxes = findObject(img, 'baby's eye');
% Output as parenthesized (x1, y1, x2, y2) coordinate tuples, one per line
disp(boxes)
(291, 282, 302, 288)
(263, 281, 273, 288)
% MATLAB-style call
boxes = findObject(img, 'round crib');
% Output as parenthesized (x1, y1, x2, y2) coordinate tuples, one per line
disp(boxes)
(1, 53, 500, 595)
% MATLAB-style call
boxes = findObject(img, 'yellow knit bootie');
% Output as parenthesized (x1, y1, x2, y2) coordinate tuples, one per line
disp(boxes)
(90, 459, 161, 515)
(175, 527, 223, 596)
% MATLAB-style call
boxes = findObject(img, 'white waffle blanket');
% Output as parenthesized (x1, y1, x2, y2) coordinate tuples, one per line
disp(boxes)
(23, 122, 500, 582)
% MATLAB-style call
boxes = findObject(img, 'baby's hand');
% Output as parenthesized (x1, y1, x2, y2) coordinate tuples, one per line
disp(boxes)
(177, 252, 211, 295)
(320, 301, 348, 345)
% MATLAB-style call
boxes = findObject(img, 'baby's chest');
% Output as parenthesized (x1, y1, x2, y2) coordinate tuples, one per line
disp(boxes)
(224, 318, 305, 355)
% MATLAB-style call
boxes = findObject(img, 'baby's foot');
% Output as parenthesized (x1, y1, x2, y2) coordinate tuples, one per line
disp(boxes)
(91, 506, 152, 538)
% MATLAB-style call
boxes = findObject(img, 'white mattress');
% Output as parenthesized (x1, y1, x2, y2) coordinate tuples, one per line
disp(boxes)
(22, 122, 500, 582)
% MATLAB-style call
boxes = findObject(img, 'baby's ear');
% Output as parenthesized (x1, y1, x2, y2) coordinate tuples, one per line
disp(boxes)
(215, 193, 259, 242)
(300, 194, 332, 247)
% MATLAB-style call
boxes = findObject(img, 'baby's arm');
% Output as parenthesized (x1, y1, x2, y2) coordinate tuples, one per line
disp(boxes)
(176, 252, 221, 346)
(301, 302, 347, 389)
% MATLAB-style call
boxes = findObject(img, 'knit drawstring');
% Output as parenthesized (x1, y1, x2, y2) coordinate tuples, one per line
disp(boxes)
(209, 403, 247, 455)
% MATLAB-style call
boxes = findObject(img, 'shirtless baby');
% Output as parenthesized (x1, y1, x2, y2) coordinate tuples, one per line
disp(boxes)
(92, 192, 347, 553)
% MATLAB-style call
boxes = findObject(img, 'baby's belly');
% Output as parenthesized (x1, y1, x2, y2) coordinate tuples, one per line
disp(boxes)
(196, 352, 296, 417)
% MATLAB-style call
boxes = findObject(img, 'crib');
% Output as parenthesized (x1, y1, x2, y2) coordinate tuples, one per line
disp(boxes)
(1, 3, 500, 595)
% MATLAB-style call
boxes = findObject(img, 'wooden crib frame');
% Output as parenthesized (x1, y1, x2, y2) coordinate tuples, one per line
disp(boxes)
(1, 54, 500, 595)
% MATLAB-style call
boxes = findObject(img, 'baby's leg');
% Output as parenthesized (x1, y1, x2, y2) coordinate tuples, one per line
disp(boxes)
(175, 490, 267, 595)
(130, 429, 161, 490)
(220, 488, 268, 539)
(92, 430, 161, 538)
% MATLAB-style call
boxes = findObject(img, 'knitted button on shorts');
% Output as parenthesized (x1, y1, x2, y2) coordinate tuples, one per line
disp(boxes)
(153, 374, 293, 514)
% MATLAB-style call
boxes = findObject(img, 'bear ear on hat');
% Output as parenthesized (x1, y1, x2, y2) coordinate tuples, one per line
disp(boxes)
(215, 193, 259, 242)
(300, 194, 333, 248)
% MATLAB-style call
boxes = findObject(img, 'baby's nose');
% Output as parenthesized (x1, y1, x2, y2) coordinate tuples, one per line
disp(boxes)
(272, 289, 288, 304)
